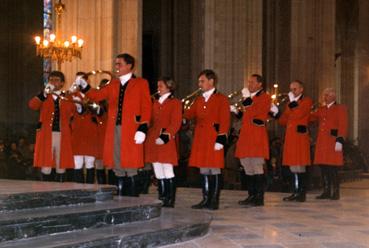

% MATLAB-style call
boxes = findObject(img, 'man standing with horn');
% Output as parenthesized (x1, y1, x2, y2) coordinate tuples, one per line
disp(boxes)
(184, 69, 230, 210)
(28, 71, 77, 182)
(279, 80, 313, 202)
(311, 88, 348, 200)
(232, 74, 271, 207)
(76, 53, 151, 196)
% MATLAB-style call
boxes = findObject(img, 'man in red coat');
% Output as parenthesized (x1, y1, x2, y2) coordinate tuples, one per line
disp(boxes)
(311, 88, 348, 200)
(28, 71, 76, 182)
(145, 77, 182, 207)
(233, 74, 271, 207)
(184, 69, 230, 210)
(279, 80, 313, 202)
(76, 53, 151, 196)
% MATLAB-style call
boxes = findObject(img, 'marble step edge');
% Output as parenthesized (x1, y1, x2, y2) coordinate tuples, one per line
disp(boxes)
(0, 186, 116, 212)
(0, 208, 212, 248)
(0, 197, 162, 242)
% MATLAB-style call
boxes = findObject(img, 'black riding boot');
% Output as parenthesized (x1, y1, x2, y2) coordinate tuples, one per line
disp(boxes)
(295, 173, 306, 202)
(208, 174, 221, 210)
(283, 173, 299, 201)
(55, 173, 65, 183)
(192, 175, 211, 209)
(85, 168, 95, 184)
(74, 169, 84, 183)
(116, 176, 125, 196)
(108, 170, 116, 186)
(164, 178, 176, 208)
(127, 176, 139, 197)
(330, 167, 340, 200)
(316, 166, 330, 199)
(96, 169, 107, 184)
(253, 174, 265, 206)
(41, 173, 53, 182)
(239, 175, 255, 205)
(140, 170, 152, 194)
(158, 179, 166, 202)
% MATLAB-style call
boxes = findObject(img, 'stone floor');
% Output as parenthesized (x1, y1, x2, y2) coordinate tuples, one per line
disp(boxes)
(156, 179, 369, 248)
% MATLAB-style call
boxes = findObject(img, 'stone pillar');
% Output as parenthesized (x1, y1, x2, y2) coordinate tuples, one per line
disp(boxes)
(60, 0, 142, 86)
(263, 0, 291, 93)
(356, 0, 369, 150)
(60, 0, 115, 87)
(243, 0, 263, 81)
(115, 0, 142, 76)
(290, 0, 336, 100)
(191, 0, 257, 95)
(336, 0, 358, 141)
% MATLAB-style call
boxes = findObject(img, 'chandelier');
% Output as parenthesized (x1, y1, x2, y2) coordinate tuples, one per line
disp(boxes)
(34, 0, 84, 69)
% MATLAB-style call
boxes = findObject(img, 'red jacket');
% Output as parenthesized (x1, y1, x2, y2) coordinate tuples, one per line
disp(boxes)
(95, 108, 108, 160)
(279, 95, 313, 166)
(145, 96, 182, 165)
(184, 91, 230, 168)
(235, 90, 271, 159)
(71, 109, 99, 157)
(28, 94, 75, 169)
(84, 77, 151, 168)
(311, 103, 348, 166)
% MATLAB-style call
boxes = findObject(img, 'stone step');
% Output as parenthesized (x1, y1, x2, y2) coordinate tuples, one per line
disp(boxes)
(0, 196, 161, 242)
(0, 180, 116, 212)
(0, 208, 211, 248)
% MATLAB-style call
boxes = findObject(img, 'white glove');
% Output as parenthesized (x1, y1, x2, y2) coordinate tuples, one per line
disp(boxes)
(230, 105, 239, 114)
(288, 91, 295, 102)
(335, 142, 343, 152)
(214, 142, 224, 151)
(44, 83, 55, 95)
(155, 138, 165, 145)
(72, 96, 83, 113)
(242, 87, 251, 98)
(134, 131, 146, 144)
(270, 103, 279, 116)
(74, 77, 88, 89)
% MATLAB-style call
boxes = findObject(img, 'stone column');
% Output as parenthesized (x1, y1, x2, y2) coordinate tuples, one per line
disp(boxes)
(243, 0, 263, 81)
(263, 0, 291, 93)
(60, 0, 142, 85)
(115, 0, 142, 76)
(356, 0, 369, 150)
(290, 0, 335, 100)
(60, 0, 115, 87)
(193, 0, 258, 95)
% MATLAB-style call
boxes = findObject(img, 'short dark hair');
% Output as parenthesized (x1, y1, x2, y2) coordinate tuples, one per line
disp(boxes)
(116, 53, 135, 70)
(198, 69, 218, 86)
(251, 74, 265, 89)
(158, 76, 176, 92)
(49, 71, 65, 82)
(292, 79, 304, 87)
(251, 74, 263, 83)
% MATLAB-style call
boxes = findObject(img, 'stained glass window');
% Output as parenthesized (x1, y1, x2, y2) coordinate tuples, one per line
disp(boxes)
(43, 0, 53, 84)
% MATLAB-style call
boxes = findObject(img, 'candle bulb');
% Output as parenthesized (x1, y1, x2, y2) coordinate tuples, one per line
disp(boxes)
(34, 36, 41, 45)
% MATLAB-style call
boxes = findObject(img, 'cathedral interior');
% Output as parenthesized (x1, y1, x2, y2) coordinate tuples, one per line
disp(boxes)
(0, 0, 369, 247)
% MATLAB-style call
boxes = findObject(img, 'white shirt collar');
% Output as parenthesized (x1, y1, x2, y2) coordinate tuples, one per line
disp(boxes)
(202, 88, 216, 102)
(119, 72, 133, 86)
(294, 94, 303, 101)
(327, 101, 335, 108)
(251, 88, 262, 98)
(52, 90, 61, 100)
(158, 92, 171, 104)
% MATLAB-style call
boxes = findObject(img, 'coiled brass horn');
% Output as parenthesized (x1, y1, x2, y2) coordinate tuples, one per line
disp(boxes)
(228, 88, 244, 111)
(182, 88, 202, 110)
